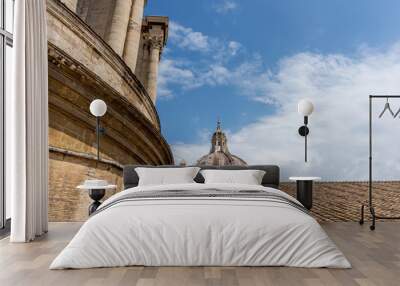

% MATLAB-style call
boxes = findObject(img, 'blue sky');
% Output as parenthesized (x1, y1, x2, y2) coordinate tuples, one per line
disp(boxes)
(146, 0, 400, 180)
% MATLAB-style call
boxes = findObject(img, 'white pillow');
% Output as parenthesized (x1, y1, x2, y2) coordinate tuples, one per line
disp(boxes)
(200, 169, 266, 185)
(135, 167, 201, 186)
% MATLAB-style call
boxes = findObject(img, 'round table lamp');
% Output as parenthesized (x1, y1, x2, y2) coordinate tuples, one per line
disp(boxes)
(298, 99, 314, 117)
(90, 99, 107, 117)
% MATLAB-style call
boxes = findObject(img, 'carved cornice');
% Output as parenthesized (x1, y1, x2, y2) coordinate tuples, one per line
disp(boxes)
(48, 46, 88, 82)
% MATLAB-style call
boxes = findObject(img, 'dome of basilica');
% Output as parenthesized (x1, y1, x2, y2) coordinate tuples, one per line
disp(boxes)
(196, 120, 247, 166)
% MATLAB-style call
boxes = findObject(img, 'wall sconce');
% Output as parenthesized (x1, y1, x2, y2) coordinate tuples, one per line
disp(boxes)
(297, 99, 314, 162)
(89, 99, 107, 161)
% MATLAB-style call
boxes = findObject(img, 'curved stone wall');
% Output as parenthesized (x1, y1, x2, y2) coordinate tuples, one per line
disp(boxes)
(47, 0, 173, 221)
(47, 0, 159, 126)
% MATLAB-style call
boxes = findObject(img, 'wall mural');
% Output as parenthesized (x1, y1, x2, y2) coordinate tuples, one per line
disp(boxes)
(47, 0, 400, 222)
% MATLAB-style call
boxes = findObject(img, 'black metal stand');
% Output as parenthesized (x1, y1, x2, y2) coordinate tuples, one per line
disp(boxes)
(298, 116, 310, 162)
(95, 117, 106, 162)
(96, 117, 100, 161)
(88, 189, 105, 215)
(296, 180, 313, 210)
(359, 95, 400, 230)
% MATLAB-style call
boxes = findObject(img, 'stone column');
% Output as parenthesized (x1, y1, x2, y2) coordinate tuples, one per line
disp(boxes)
(62, 0, 78, 12)
(137, 42, 149, 86)
(146, 36, 163, 103)
(107, 0, 133, 56)
(123, 0, 146, 72)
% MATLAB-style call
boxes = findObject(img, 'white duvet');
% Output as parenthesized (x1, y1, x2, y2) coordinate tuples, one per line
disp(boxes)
(50, 183, 351, 269)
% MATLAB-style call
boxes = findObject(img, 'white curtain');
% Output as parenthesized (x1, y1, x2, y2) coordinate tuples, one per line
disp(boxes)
(7, 0, 49, 242)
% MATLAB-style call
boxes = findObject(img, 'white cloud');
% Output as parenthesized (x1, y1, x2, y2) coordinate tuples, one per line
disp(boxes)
(158, 59, 201, 98)
(158, 22, 244, 97)
(172, 43, 400, 181)
(158, 52, 264, 98)
(213, 0, 238, 14)
(158, 60, 235, 98)
(169, 22, 210, 52)
(227, 41, 241, 56)
(167, 21, 242, 59)
(172, 143, 209, 166)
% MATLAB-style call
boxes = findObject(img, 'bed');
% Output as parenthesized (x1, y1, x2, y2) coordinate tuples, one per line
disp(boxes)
(50, 165, 350, 269)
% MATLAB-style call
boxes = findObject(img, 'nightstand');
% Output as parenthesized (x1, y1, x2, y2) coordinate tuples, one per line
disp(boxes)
(77, 180, 116, 215)
(289, 177, 321, 210)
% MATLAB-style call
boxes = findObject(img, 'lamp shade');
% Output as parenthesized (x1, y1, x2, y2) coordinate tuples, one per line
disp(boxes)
(298, 99, 314, 116)
(90, 99, 107, 117)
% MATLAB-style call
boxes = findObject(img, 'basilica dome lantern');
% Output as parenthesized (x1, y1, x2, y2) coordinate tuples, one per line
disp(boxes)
(196, 120, 247, 166)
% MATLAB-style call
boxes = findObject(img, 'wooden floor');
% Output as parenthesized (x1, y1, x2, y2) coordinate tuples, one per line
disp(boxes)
(0, 222, 399, 286)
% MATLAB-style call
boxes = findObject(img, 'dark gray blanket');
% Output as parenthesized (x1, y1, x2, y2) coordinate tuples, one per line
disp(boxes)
(92, 189, 309, 217)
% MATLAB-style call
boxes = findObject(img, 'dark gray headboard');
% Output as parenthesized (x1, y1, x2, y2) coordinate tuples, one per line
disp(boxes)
(123, 165, 280, 190)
